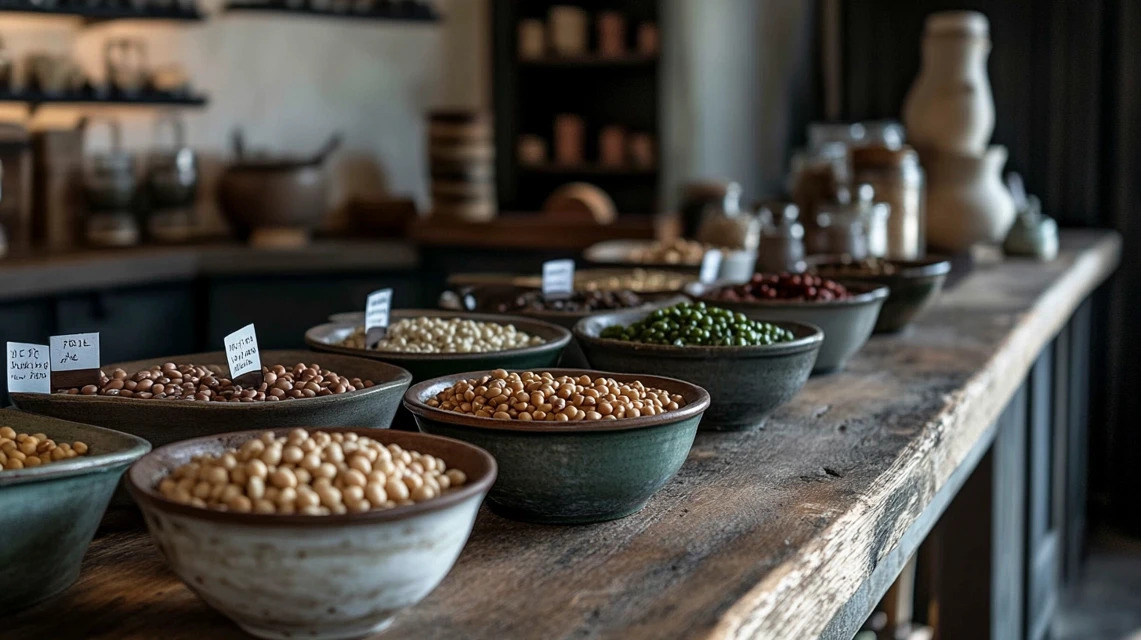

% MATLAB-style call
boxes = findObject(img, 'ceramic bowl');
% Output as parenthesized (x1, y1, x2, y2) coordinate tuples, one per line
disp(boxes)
(695, 282, 888, 373)
(305, 310, 572, 382)
(126, 427, 496, 640)
(810, 257, 952, 333)
(446, 268, 697, 296)
(404, 369, 710, 524)
(0, 409, 150, 614)
(10, 350, 412, 450)
(573, 310, 822, 430)
(583, 239, 758, 283)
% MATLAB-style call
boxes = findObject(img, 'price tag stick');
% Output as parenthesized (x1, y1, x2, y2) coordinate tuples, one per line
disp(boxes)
(542, 259, 575, 301)
(7, 342, 51, 394)
(224, 324, 263, 388)
(365, 288, 393, 349)
(49, 333, 101, 390)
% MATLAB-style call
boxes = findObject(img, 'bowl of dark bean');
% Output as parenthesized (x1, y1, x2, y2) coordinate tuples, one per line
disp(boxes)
(9, 350, 413, 450)
(573, 302, 823, 430)
(448, 268, 697, 295)
(696, 273, 888, 374)
(127, 427, 495, 640)
(809, 256, 952, 333)
(305, 310, 572, 383)
(404, 368, 709, 523)
(0, 410, 150, 613)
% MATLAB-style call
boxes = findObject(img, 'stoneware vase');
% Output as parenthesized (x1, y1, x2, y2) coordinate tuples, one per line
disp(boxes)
(922, 145, 1016, 253)
(903, 11, 995, 154)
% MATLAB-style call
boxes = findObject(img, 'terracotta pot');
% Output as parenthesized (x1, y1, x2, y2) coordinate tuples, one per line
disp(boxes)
(922, 145, 1015, 252)
(903, 11, 995, 154)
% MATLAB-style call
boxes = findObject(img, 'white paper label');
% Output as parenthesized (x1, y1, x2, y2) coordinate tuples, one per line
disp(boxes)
(224, 324, 261, 380)
(7, 342, 50, 394)
(542, 259, 575, 298)
(699, 249, 723, 284)
(365, 288, 393, 331)
(50, 333, 100, 371)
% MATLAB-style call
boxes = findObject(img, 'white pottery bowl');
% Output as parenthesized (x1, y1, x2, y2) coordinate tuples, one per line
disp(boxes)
(127, 428, 496, 640)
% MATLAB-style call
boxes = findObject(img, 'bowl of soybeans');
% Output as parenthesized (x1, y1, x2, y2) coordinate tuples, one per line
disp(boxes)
(0, 409, 150, 614)
(126, 427, 496, 640)
(403, 368, 710, 524)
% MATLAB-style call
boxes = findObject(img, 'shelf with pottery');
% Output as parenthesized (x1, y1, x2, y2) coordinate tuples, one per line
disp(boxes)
(1, 229, 1120, 639)
(0, 2, 203, 22)
(222, 0, 440, 23)
(0, 89, 208, 110)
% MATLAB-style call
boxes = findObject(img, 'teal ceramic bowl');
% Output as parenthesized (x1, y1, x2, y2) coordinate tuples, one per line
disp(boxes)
(574, 309, 823, 430)
(811, 257, 951, 333)
(695, 282, 889, 374)
(305, 310, 573, 382)
(0, 409, 150, 613)
(403, 369, 710, 524)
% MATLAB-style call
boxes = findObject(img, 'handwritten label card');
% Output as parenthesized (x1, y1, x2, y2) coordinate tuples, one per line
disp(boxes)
(699, 249, 723, 284)
(224, 324, 262, 382)
(542, 259, 575, 299)
(7, 342, 50, 394)
(49, 333, 100, 389)
(365, 288, 393, 348)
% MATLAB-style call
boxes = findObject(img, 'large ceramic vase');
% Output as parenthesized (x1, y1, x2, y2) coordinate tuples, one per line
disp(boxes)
(922, 145, 1015, 252)
(903, 11, 995, 155)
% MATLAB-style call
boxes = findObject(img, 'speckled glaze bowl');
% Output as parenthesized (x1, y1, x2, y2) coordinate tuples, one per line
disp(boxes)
(305, 310, 572, 382)
(126, 427, 496, 640)
(811, 258, 951, 333)
(404, 369, 710, 524)
(574, 310, 822, 430)
(0, 410, 150, 614)
(10, 351, 412, 450)
(696, 282, 889, 373)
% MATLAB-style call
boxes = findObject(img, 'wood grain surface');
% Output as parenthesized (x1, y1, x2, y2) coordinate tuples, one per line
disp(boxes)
(3, 230, 1120, 640)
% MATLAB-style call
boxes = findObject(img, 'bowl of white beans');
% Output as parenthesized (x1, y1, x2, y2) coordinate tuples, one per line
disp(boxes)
(305, 310, 573, 383)
(127, 427, 496, 640)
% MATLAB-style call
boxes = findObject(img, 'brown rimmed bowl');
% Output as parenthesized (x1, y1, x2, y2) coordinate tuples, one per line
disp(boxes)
(694, 282, 889, 373)
(9, 350, 413, 450)
(0, 410, 151, 614)
(809, 257, 952, 333)
(305, 310, 572, 382)
(574, 309, 822, 430)
(126, 427, 495, 640)
(404, 368, 710, 524)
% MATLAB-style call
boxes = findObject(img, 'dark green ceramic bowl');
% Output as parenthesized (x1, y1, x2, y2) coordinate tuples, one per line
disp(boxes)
(404, 369, 710, 524)
(0, 409, 150, 614)
(574, 310, 822, 431)
(694, 282, 888, 374)
(811, 258, 951, 333)
(10, 350, 412, 450)
(305, 310, 573, 382)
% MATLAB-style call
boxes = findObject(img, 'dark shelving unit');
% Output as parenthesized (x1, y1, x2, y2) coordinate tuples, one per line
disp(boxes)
(492, 0, 662, 214)
(0, 2, 203, 22)
(224, 1, 439, 23)
(0, 89, 208, 112)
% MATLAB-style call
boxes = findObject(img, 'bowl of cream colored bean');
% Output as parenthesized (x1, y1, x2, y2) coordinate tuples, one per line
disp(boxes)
(305, 310, 572, 383)
(127, 427, 495, 640)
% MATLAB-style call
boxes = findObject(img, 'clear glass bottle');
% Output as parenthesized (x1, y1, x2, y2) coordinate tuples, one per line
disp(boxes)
(851, 145, 926, 259)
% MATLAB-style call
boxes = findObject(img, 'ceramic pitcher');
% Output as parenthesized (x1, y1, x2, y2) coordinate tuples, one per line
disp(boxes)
(923, 145, 1015, 252)
(903, 11, 995, 154)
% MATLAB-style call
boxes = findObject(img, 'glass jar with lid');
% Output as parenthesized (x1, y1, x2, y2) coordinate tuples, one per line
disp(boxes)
(851, 145, 925, 259)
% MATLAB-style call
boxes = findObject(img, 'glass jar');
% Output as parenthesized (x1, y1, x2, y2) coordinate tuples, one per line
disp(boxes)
(756, 201, 806, 273)
(851, 145, 925, 259)
(807, 200, 868, 259)
(790, 142, 847, 234)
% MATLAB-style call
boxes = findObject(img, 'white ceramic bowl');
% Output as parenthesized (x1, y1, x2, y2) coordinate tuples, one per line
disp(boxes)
(127, 428, 496, 640)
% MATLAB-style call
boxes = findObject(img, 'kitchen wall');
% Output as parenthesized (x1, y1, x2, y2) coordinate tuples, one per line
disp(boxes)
(0, 0, 488, 231)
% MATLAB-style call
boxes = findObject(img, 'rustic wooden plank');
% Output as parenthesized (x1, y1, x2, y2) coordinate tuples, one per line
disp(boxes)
(4, 230, 1120, 640)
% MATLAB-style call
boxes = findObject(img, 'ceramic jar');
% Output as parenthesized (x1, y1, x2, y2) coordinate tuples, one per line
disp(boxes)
(903, 11, 995, 155)
(922, 145, 1015, 252)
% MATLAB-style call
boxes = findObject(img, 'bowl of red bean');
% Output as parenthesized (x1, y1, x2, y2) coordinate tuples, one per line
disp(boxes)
(9, 350, 413, 450)
(126, 427, 495, 640)
(697, 273, 889, 373)
(404, 368, 710, 524)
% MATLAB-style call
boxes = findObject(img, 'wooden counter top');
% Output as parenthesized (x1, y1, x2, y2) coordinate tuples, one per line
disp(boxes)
(3, 230, 1121, 640)
(0, 241, 419, 301)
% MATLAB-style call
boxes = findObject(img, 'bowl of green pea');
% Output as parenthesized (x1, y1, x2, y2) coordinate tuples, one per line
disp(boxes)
(574, 302, 822, 430)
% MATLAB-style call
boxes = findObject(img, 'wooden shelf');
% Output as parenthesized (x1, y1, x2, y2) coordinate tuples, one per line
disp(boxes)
(518, 53, 658, 68)
(409, 213, 660, 251)
(0, 89, 208, 111)
(519, 163, 659, 177)
(0, 2, 203, 22)
(224, 1, 439, 22)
